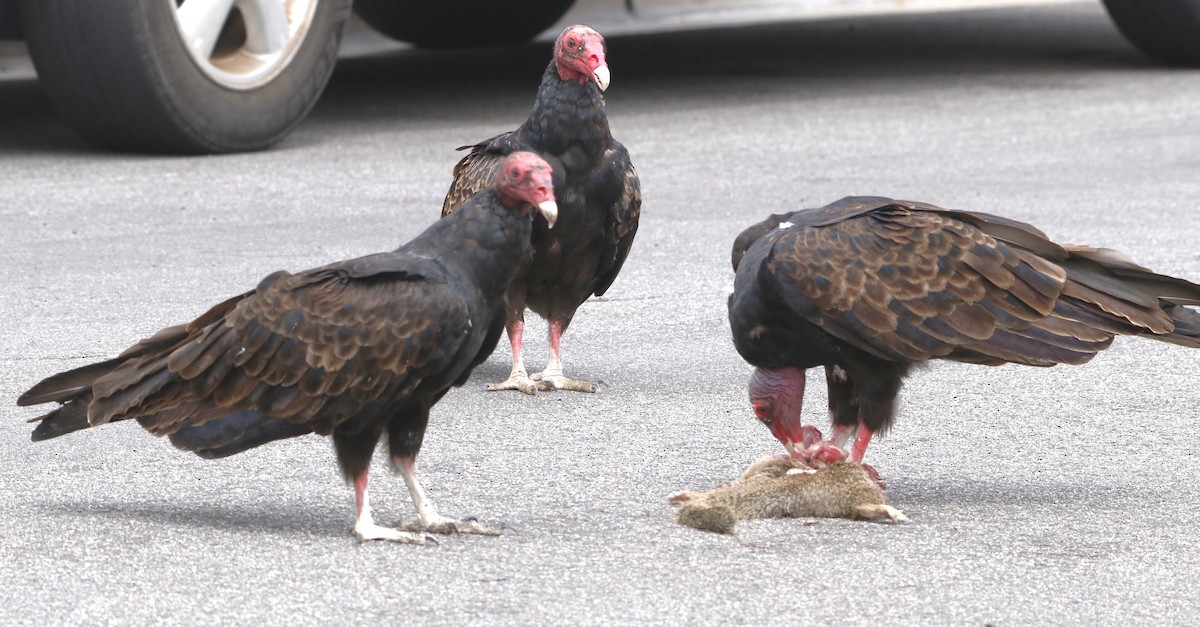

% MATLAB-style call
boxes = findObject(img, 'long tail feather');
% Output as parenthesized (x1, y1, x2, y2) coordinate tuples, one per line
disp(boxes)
(1058, 244, 1200, 346)
(1161, 304, 1200, 347)
(17, 358, 123, 406)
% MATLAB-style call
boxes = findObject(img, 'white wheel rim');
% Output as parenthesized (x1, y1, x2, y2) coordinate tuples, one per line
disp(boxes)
(171, 0, 319, 90)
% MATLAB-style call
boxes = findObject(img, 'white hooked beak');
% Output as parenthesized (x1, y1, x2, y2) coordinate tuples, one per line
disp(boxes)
(592, 65, 610, 92)
(538, 200, 559, 229)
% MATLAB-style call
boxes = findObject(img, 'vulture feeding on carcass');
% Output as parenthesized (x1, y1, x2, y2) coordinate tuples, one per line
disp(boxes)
(729, 196, 1200, 479)
(18, 152, 559, 544)
(442, 24, 641, 395)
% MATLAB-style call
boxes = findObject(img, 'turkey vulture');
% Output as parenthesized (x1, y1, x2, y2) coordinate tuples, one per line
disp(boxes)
(442, 24, 641, 395)
(729, 196, 1200, 473)
(18, 152, 559, 544)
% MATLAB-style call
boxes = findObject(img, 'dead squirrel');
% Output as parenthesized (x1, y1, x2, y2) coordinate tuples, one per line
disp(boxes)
(669, 455, 907, 534)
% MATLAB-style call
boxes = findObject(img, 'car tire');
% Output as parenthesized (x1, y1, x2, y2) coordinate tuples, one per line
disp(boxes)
(1101, 0, 1200, 66)
(20, 0, 352, 154)
(353, 0, 575, 48)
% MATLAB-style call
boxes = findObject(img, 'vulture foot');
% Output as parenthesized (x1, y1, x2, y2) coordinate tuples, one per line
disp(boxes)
(486, 370, 540, 395)
(402, 514, 507, 536)
(798, 441, 846, 467)
(353, 521, 437, 545)
(798, 441, 886, 488)
(531, 370, 599, 393)
(859, 463, 887, 490)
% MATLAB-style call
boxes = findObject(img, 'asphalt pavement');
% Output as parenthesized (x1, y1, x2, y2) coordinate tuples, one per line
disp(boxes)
(2, 1, 1198, 624)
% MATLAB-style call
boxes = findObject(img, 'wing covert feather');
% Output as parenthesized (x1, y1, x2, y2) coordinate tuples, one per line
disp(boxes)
(91, 258, 474, 434)
(592, 143, 641, 297)
(764, 206, 1083, 364)
(442, 133, 516, 216)
(756, 197, 1200, 365)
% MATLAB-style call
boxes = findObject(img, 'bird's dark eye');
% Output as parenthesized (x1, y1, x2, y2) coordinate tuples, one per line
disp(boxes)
(510, 167, 521, 178)
(566, 37, 577, 49)
(752, 404, 772, 423)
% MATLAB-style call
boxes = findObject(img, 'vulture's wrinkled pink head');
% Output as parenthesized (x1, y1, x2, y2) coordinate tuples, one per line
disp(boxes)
(495, 152, 558, 228)
(555, 25, 609, 91)
(748, 367, 813, 458)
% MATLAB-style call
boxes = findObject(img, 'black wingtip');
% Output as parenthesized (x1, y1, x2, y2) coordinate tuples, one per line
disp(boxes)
(28, 402, 91, 442)
(1160, 304, 1200, 347)
(30, 423, 55, 442)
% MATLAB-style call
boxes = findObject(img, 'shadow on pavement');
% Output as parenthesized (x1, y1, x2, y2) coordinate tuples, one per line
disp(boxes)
(38, 499, 349, 539)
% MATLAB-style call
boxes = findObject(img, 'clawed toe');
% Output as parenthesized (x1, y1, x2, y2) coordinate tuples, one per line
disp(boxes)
(531, 371, 599, 393)
(353, 522, 438, 545)
(486, 372, 539, 395)
(402, 516, 507, 537)
(451, 518, 505, 536)
(799, 442, 846, 468)
(859, 462, 887, 489)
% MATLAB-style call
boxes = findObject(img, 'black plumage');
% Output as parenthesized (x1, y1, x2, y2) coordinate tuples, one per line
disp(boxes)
(19, 152, 559, 543)
(729, 196, 1200, 470)
(442, 24, 641, 395)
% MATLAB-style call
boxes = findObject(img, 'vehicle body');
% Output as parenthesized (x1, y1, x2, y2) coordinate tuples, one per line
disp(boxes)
(0, 0, 1194, 154)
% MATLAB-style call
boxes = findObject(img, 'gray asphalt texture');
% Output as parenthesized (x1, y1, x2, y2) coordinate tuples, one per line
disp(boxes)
(2, 1, 1199, 624)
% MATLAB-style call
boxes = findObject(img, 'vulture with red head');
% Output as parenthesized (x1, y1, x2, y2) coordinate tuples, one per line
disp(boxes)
(729, 196, 1200, 476)
(442, 24, 641, 395)
(19, 152, 559, 544)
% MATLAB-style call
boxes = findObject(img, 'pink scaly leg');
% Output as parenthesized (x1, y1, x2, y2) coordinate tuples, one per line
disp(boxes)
(831, 423, 858, 452)
(486, 319, 539, 395)
(531, 320, 598, 393)
(351, 469, 431, 544)
(848, 426, 886, 488)
(394, 456, 505, 536)
(850, 426, 873, 463)
(804, 424, 885, 488)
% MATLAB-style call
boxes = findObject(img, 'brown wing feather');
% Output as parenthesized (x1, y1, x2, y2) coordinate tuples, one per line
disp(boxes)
(84, 258, 471, 436)
(592, 144, 641, 298)
(766, 198, 1200, 365)
(767, 205, 1100, 365)
(16, 310, 235, 407)
(442, 136, 511, 216)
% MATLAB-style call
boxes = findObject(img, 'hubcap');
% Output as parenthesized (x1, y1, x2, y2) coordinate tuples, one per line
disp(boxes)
(171, 0, 319, 90)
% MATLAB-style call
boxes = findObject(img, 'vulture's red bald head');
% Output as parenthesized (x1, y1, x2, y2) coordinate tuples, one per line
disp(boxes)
(555, 25, 609, 91)
(495, 152, 558, 228)
(748, 367, 814, 458)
